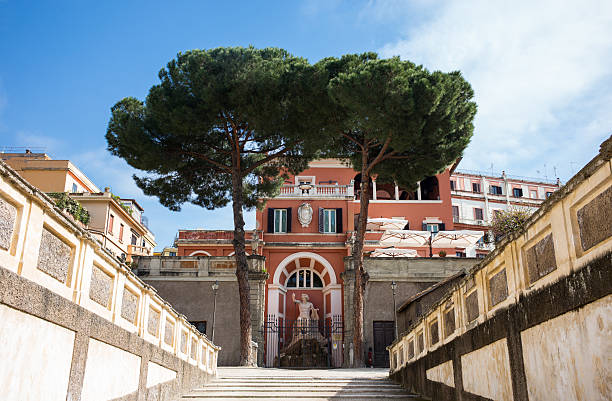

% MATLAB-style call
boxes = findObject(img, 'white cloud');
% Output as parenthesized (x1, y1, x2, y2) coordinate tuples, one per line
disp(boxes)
(377, 0, 612, 181)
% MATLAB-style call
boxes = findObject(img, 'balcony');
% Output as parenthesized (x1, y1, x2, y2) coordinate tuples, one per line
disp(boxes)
(453, 216, 489, 227)
(276, 184, 354, 199)
(127, 244, 151, 262)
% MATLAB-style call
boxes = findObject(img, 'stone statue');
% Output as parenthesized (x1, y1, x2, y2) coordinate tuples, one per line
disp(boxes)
(292, 293, 319, 323)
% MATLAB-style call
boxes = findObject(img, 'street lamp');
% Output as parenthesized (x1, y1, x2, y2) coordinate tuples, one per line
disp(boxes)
(211, 280, 219, 342)
(391, 281, 398, 340)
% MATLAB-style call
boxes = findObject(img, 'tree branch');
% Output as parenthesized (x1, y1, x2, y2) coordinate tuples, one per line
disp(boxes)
(177, 149, 232, 173)
(365, 133, 393, 175)
(242, 146, 293, 175)
(342, 132, 364, 150)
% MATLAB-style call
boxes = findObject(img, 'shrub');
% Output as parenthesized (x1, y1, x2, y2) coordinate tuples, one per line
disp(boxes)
(47, 192, 90, 225)
(438, 250, 447, 257)
(490, 208, 531, 240)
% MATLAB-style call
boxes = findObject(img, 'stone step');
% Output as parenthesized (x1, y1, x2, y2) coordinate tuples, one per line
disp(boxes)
(199, 384, 403, 390)
(183, 392, 421, 400)
(189, 387, 408, 393)
(183, 368, 423, 400)
(208, 379, 397, 385)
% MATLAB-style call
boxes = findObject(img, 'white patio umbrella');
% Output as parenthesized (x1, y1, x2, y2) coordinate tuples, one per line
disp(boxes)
(367, 218, 408, 231)
(379, 230, 430, 247)
(370, 247, 418, 258)
(431, 231, 485, 248)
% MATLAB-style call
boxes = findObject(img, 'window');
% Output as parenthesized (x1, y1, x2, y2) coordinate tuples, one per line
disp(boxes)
(190, 321, 207, 335)
(474, 208, 484, 221)
(513, 188, 523, 198)
(323, 209, 336, 233)
(267, 208, 292, 233)
(490, 185, 503, 195)
(450, 180, 456, 191)
(286, 269, 324, 288)
(72, 183, 78, 193)
(169, 252, 176, 256)
(108, 214, 114, 234)
(119, 224, 124, 243)
(546, 191, 553, 198)
(530, 190, 538, 199)
(274, 209, 287, 233)
(472, 183, 481, 193)
(319, 208, 342, 233)
(452, 206, 459, 218)
(426, 223, 439, 233)
(456, 251, 466, 258)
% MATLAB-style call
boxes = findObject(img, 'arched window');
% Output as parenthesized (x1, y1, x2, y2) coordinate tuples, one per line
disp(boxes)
(286, 269, 324, 288)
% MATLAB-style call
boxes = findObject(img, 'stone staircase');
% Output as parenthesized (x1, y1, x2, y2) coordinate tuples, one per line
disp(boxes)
(181, 368, 424, 400)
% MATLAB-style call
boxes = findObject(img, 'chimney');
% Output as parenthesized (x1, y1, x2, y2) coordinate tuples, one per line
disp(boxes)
(104, 187, 111, 193)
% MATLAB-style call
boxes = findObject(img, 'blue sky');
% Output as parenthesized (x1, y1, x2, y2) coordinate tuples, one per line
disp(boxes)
(1, 1, 611, 249)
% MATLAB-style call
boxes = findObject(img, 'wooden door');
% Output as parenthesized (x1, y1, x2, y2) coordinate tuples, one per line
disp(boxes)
(373, 321, 395, 367)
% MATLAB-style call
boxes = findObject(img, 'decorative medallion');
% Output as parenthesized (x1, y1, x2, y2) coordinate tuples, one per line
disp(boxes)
(297, 203, 313, 227)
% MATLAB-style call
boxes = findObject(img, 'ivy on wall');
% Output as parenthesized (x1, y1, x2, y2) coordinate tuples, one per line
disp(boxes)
(47, 192, 91, 225)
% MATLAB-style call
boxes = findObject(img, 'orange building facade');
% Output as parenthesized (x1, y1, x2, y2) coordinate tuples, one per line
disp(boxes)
(175, 159, 469, 330)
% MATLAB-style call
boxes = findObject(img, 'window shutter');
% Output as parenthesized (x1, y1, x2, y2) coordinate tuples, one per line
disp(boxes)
(286, 208, 292, 233)
(422, 222, 427, 231)
(439, 223, 446, 231)
(335, 208, 343, 233)
(267, 208, 274, 233)
(318, 208, 324, 233)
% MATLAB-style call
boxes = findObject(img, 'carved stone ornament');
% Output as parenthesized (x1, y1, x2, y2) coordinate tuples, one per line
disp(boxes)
(297, 203, 313, 227)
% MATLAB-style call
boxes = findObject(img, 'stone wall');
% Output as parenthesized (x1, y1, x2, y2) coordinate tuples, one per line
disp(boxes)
(133, 255, 268, 366)
(0, 160, 219, 401)
(342, 256, 479, 367)
(388, 136, 612, 401)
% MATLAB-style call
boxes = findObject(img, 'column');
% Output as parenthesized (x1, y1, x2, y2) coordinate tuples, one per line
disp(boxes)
(417, 182, 422, 200)
(394, 183, 399, 200)
(372, 179, 377, 200)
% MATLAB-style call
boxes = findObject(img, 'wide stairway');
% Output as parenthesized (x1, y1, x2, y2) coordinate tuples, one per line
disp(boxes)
(181, 367, 424, 400)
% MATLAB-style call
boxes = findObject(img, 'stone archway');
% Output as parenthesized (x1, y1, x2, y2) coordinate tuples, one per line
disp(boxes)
(268, 252, 341, 321)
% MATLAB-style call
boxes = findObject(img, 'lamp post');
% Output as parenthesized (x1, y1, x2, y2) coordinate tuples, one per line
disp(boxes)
(211, 280, 219, 343)
(391, 281, 398, 340)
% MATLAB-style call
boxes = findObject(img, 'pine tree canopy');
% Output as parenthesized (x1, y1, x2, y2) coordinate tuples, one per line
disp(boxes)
(106, 46, 328, 211)
(316, 53, 477, 187)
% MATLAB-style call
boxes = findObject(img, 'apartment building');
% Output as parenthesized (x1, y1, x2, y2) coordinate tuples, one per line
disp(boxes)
(1, 151, 156, 261)
(450, 169, 561, 232)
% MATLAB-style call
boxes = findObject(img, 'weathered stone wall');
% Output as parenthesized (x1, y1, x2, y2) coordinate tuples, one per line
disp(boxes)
(388, 136, 612, 401)
(133, 255, 268, 366)
(342, 256, 479, 367)
(397, 273, 466, 334)
(0, 160, 219, 401)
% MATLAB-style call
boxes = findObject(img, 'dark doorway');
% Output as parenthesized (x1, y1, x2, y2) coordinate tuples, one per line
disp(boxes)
(373, 321, 395, 367)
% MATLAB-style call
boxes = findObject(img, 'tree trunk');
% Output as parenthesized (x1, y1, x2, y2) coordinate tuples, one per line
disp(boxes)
(351, 166, 371, 368)
(231, 169, 253, 366)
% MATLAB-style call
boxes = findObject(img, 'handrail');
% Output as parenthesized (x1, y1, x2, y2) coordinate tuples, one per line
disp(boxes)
(0, 160, 220, 375)
(389, 140, 611, 373)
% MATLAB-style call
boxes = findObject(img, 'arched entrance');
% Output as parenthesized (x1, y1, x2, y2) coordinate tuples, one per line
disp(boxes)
(265, 252, 343, 367)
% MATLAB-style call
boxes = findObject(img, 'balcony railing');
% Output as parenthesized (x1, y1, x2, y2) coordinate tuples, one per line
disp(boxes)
(127, 244, 151, 262)
(453, 216, 489, 226)
(277, 184, 354, 198)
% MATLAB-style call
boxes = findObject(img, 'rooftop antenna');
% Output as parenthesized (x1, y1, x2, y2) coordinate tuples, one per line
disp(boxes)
(543, 164, 548, 181)
(489, 163, 494, 177)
